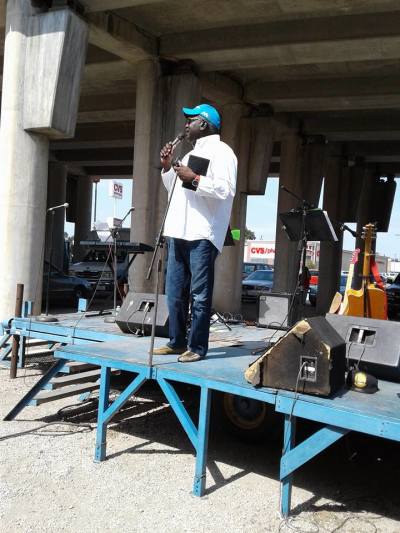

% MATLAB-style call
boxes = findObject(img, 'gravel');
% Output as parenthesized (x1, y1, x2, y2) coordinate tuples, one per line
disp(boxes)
(1, 365, 400, 533)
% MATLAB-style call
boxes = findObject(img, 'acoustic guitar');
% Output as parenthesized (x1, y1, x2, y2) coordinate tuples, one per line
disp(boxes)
(338, 248, 360, 315)
(345, 224, 387, 320)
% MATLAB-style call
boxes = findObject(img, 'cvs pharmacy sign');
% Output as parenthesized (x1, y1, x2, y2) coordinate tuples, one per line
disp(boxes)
(250, 246, 275, 256)
(109, 180, 123, 199)
(245, 241, 276, 260)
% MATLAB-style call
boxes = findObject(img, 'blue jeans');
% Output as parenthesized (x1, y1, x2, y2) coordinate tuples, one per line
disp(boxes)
(166, 238, 218, 357)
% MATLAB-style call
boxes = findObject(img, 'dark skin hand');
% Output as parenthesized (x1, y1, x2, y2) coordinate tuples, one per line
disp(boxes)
(160, 143, 196, 183)
(160, 142, 175, 172)
(173, 162, 196, 183)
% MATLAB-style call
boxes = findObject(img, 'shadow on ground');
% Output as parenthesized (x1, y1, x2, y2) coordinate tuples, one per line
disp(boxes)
(28, 377, 400, 524)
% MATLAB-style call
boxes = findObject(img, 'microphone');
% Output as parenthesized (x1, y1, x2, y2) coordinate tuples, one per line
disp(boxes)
(340, 224, 359, 238)
(120, 206, 135, 225)
(47, 202, 69, 212)
(170, 132, 185, 166)
(170, 132, 185, 149)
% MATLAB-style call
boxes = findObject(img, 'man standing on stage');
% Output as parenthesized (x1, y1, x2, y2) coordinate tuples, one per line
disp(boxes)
(153, 104, 237, 362)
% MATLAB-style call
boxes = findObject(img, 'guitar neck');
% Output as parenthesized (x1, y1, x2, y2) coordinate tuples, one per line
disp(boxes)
(362, 229, 373, 285)
(345, 265, 354, 292)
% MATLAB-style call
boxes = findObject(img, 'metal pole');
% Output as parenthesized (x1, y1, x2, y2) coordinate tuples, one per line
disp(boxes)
(94, 181, 98, 225)
(113, 229, 117, 313)
(146, 172, 179, 280)
(104, 227, 118, 323)
(44, 211, 55, 316)
(148, 258, 162, 367)
(10, 284, 24, 379)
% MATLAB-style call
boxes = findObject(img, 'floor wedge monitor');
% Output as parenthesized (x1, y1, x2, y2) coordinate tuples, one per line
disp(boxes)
(116, 292, 169, 337)
(245, 317, 346, 397)
(326, 314, 400, 382)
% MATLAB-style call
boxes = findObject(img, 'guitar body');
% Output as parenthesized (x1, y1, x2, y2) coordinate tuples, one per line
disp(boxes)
(345, 284, 387, 319)
(329, 224, 387, 320)
(338, 291, 349, 315)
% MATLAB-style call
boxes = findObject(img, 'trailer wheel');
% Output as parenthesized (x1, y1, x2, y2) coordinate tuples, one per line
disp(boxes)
(214, 392, 282, 442)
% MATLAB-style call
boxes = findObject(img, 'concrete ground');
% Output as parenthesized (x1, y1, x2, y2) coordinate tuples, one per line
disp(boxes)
(1, 353, 400, 532)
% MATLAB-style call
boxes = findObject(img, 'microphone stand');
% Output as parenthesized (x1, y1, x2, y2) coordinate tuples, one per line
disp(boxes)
(146, 171, 180, 366)
(147, 135, 184, 281)
(147, 142, 183, 366)
(340, 223, 360, 239)
(104, 207, 134, 323)
(38, 204, 68, 322)
(280, 186, 314, 320)
(146, 172, 179, 281)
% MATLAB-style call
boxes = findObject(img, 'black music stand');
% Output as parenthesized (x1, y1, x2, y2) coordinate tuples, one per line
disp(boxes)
(279, 208, 337, 313)
(280, 208, 338, 243)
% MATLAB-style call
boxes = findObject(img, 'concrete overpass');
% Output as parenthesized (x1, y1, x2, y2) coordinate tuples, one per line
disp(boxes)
(1, 0, 400, 318)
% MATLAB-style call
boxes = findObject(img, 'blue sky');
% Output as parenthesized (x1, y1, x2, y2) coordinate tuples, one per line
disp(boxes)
(66, 177, 400, 260)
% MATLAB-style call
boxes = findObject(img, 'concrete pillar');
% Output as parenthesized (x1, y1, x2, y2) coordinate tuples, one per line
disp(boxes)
(273, 133, 304, 294)
(213, 103, 249, 314)
(273, 135, 325, 298)
(73, 177, 93, 262)
(45, 162, 67, 271)
(130, 60, 201, 293)
(316, 154, 347, 314)
(0, 2, 87, 318)
(300, 137, 326, 210)
(0, 1, 49, 318)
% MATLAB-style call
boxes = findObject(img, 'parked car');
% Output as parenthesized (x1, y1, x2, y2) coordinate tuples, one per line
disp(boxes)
(309, 274, 347, 306)
(242, 269, 274, 299)
(43, 262, 93, 304)
(382, 273, 395, 285)
(386, 273, 400, 317)
(242, 262, 272, 280)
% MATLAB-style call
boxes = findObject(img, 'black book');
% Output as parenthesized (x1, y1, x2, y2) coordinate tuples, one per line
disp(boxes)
(182, 155, 210, 191)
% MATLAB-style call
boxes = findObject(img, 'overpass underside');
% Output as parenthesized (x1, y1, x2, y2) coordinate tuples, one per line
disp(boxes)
(0, 0, 399, 317)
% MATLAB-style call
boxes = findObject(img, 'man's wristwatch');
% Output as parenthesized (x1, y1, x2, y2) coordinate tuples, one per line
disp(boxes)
(191, 174, 201, 189)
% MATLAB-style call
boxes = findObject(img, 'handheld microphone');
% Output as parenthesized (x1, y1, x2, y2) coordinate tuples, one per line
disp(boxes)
(47, 202, 69, 212)
(170, 132, 185, 149)
(170, 132, 185, 166)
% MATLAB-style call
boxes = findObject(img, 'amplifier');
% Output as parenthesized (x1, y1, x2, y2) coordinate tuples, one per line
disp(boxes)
(245, 317, 346, 397)
(116, 292, 169, 337)
(258, 293, 299, 329)
(325, 314, 400, 382)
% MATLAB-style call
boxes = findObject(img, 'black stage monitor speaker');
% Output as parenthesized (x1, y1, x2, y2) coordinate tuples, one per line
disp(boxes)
(245, 317, 346, 397)
(116, 292, 169, 337)
(258, 293, 299, 329)
(325, 314, 400, 382)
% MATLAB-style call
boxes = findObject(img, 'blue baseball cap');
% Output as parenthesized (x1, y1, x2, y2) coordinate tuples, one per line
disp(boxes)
(182, 104, 221, 130)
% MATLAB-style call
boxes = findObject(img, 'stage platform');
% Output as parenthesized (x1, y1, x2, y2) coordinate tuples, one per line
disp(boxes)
(3, 313, 400, 517)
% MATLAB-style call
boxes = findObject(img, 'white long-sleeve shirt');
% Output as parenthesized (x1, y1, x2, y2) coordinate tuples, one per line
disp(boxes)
(161, 134, 237, 253)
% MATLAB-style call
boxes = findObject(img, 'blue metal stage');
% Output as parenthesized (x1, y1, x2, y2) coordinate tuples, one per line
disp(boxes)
(3, 314, 400, 517)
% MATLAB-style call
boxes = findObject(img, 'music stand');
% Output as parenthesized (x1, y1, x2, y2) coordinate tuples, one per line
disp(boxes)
(280, 209, 338, 243)
(279, 208, 337, 314)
